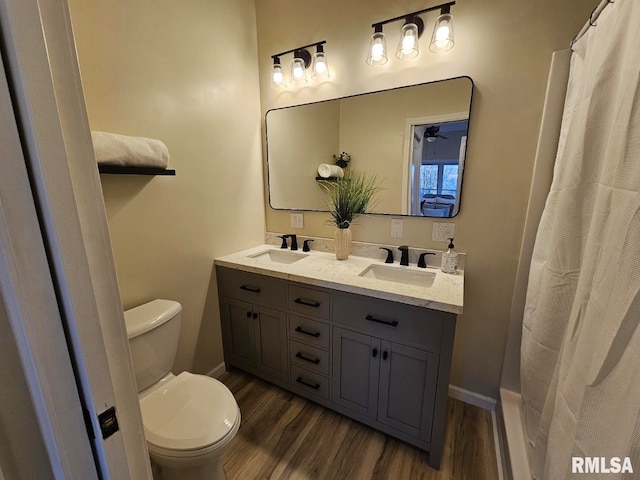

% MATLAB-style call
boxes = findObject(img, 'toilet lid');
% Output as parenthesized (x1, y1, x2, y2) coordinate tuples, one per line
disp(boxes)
(140, 372, 238, 451)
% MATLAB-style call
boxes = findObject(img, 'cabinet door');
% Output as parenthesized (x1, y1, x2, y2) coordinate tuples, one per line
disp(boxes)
(254, 306, 288, 382)
(332, 328, 380, 418)
(377, 340, 439, 441)
(225, 298, 255, 370)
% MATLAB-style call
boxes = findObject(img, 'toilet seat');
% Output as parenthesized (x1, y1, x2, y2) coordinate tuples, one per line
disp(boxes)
(139, 372, 239, 454)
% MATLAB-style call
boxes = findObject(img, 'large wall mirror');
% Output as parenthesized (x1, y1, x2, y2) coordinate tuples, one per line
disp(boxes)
(266, 76, 473, 217)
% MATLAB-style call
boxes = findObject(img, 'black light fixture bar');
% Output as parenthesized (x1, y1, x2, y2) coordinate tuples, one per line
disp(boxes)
(371, 1, 455, 29)
(271, 40, 327, 61)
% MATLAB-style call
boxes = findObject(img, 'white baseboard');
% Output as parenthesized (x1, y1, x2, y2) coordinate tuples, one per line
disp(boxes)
(206, 362, 227, 379)
(448, 385, 497, 411)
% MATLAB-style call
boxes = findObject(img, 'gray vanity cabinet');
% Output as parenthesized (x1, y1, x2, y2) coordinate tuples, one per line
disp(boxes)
(332, 329, 439, 441)
(218, 268, 288, 383)
(216, 265, 456, 469)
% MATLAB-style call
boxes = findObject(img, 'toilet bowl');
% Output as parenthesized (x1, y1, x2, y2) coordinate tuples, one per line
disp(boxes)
(124, 299, 240, 480)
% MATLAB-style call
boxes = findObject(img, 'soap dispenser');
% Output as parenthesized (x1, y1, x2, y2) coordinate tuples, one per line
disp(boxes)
(441, 238, 458, 274)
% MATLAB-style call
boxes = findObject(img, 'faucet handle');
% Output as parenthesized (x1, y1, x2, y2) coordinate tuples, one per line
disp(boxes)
(379, 247, 394, 263)
(417, 252, 436, 268)
(277, 235, 288, 249)
(303, 239, 314, 252)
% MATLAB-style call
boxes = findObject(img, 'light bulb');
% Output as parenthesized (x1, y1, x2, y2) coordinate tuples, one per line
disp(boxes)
(290, 56, 308, 85)
(312, 46, 330, 79)
(429, 12, 454, 53)
(401, 30, 416, 53)
(371, 40, 384, 61)
(396, 22, 419, 60)
(367, 27, 388, 66)
(271, 59, 286, 89)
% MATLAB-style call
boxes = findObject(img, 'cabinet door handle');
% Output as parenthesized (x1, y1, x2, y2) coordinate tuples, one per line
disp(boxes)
(246, 311, 252, 318)
(382, 351, 388, 360)
(252, 312, 258, 319)
(296, 376, 320, 390)
(295, 352, 320, 365)
(294, 298, 320, 308)
(240, 285, 261, 293)
(372, 348, 378, 358)
(365, 314, 398, 327)
(295, 326, 321, 338)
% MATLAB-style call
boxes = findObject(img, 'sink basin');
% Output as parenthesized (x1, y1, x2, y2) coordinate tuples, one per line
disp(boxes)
(358, 264, 435, 287)
(248, 249, 308, 264)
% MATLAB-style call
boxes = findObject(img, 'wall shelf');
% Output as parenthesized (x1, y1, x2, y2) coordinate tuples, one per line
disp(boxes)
(98, 165, 176, 176)
(315, 176, 341, 182)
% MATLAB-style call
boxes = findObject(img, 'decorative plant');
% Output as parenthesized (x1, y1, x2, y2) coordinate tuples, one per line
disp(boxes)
(319, 169, 380, 229)
(333, 151, 351, 168)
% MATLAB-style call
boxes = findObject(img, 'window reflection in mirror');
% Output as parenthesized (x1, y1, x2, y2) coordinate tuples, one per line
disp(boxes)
(266, 77, 473, 217)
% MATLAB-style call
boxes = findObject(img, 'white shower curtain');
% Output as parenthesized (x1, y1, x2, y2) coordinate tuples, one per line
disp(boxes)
(521, 0, 640, 478)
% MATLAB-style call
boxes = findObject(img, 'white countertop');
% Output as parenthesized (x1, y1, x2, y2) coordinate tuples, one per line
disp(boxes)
(215, 244, 464, 314)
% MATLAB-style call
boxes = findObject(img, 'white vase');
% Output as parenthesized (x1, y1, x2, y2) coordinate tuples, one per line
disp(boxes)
(334, 227, 352, 260)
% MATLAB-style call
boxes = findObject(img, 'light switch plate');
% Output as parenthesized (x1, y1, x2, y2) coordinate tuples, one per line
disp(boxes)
(290, 213, 304, 229)
(432, 222, 455, 242)
(391, 218, 403, 238)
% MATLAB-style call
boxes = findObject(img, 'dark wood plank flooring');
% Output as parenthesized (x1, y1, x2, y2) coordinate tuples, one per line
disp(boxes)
(220, 370, 499, 480)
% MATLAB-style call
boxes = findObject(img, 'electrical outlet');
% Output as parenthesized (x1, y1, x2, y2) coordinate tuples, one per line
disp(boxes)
(432, 222, 455, 242)
(391, 218, 403, 238)
(290, 213, 304, 229)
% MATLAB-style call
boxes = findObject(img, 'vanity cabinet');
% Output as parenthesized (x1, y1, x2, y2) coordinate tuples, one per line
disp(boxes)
(333, 328, 438, 440)
(218, 269, 288, 383)
(216, 265, 456, 469)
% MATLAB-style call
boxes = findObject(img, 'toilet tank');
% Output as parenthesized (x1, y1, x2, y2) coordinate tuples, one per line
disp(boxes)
(124, 299, 182, 392)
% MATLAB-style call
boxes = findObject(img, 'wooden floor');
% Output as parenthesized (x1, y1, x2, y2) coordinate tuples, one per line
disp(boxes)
(220, 370, 499, 480)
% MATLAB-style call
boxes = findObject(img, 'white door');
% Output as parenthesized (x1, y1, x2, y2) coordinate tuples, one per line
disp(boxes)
(0, 0, 152, 478)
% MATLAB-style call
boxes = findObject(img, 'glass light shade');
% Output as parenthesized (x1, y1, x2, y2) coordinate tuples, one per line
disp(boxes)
(271, 63, 286, 89)
(290, 57, 308, 85)
(429, 13, 454, 53)
(366, 31, 388, 66)
(396, 22, 420, 60)
(312, 51, 330, 79)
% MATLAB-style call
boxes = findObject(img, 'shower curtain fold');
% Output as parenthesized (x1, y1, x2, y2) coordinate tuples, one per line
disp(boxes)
(521, 0, 640, 478)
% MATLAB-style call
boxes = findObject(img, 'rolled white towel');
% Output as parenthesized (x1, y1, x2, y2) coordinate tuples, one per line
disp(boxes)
(91, 131, 169, 169)
(317, 164, 344, 179)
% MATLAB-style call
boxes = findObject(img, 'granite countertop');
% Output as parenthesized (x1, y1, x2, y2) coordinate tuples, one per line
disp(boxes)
(214, 244, 464, 314)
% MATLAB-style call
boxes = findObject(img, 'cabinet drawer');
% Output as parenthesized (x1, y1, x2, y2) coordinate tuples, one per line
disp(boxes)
(290, 365, 329, 400)
(288, 315, 331, 349)
(288, 284, 330, 320)
(290, 340, 330, 375)
(217, 267, 286, 310)
(332, 293, 448, 353)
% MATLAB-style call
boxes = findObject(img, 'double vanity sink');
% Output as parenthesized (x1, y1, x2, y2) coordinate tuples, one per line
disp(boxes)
(214, 242, 463, 469)
(220, 244, 462, 314)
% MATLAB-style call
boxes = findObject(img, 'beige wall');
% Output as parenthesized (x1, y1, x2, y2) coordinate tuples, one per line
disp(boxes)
(69, 0, 265, 374)
(256, 0, 598, 397)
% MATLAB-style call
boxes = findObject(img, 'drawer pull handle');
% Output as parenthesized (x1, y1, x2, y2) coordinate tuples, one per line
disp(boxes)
(294, 298, 320, 308)
(296, 352, 320, 365)
(365, 314, 398, 327)
(372, 348, 378, 358)
(296, 376, 320, 390)
(295, 326, 321, 338)
(240, 285, 261, 293)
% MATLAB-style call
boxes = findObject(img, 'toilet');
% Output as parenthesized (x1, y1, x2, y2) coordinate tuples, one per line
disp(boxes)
(124, 299, 240, 480)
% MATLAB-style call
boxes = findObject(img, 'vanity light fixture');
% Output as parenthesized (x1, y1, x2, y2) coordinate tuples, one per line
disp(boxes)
(367, 1, 455, 65)
(270, 41, 328, 88)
